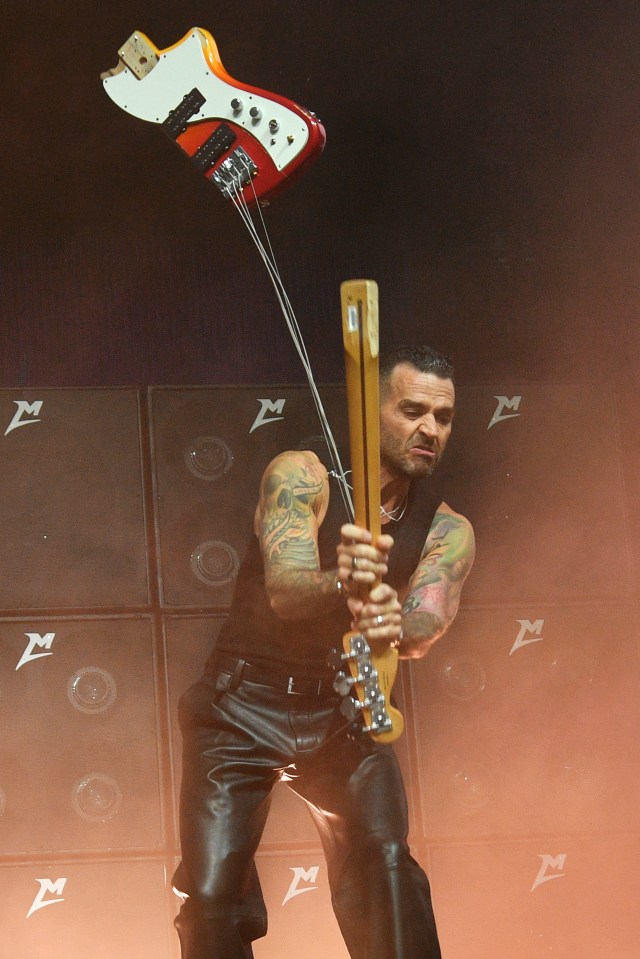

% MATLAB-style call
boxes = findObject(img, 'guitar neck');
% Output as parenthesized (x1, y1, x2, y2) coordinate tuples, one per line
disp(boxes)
(340, 280, 380, 541)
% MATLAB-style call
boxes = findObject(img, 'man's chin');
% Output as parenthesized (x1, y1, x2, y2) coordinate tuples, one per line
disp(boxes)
(401, 457, 437, 479)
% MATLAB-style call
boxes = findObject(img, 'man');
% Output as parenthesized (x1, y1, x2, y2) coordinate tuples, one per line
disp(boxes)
(173, 345, 475, 959)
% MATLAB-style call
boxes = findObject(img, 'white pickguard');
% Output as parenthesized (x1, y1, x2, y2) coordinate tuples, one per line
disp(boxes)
(103, 30, 310, 171)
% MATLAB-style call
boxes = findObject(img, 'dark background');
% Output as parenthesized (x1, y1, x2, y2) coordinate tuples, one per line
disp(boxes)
(2, 0, 639, 389)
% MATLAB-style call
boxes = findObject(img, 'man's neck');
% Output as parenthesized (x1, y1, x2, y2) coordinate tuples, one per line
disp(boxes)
(380, 472, 412, 517)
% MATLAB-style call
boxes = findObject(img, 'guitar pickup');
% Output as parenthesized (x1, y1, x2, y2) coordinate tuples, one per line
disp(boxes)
(162, 88, 206, 139)
(212, 147, 258, 198)
(191, 123, 237, 173)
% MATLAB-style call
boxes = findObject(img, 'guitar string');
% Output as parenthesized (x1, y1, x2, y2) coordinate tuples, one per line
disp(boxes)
(223, 166, 355, 522)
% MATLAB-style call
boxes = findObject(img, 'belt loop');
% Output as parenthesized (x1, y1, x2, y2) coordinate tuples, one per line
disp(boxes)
(229, 658, 246, 690)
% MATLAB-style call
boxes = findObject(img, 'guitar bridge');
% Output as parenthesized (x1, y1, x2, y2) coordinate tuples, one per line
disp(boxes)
(212, 147, 258, 198)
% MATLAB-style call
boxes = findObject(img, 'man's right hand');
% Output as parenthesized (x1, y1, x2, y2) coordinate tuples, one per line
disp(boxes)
(336, 523, 394, 591)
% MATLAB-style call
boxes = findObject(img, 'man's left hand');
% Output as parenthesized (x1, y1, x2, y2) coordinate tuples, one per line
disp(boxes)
(347, 582, 402, 646)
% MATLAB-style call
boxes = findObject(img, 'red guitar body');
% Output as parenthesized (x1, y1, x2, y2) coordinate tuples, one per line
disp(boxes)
(102, 28, 326, 206)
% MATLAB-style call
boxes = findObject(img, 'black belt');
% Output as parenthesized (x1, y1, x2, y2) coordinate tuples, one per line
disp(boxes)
(214, 654, 337, 698)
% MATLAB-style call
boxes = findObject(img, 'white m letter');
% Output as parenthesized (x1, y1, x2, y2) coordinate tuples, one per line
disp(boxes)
(5, 400, 43, 436)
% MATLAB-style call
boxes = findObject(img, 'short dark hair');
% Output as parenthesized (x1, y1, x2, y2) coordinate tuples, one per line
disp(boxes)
(379, 345, 454, 384)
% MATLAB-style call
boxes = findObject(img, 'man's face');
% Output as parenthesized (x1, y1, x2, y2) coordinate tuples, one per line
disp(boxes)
(379, 363, 455, 480)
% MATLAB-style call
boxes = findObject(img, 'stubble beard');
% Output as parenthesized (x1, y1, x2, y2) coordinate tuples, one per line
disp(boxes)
(380, 435, 440, 481)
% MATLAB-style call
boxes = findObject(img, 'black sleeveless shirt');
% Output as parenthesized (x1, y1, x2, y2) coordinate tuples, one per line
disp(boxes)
(212, 472, 442, 677)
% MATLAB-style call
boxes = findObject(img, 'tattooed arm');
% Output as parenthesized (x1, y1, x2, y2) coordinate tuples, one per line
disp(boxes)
(398, 503, 475, 658)
(256, 450, 339, 620)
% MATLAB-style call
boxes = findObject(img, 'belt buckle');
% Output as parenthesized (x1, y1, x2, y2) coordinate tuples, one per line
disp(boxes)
(286, 676, 323, 696)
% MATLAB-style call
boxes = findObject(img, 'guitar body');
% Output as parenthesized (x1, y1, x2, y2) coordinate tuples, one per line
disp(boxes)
(340, 280, 404, 743)
(102, 28, 326, 206)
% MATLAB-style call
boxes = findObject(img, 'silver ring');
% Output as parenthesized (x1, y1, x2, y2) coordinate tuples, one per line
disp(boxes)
(351, 556, 358, 570)
(375, 615, 384, 626)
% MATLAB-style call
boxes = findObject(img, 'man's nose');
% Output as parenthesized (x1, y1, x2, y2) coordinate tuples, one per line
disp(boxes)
(417, 414, 437, 438)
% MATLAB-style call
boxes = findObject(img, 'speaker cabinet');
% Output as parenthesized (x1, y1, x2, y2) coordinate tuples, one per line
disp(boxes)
(429, 835, 640, 959)
(407, 603, 640, 840)
(1, 859, 173, 959)
(0, 389, 148, 609)
(438, 384, 629, 603)
(614, 385, 640, 591)
(0, 618, 164, 855)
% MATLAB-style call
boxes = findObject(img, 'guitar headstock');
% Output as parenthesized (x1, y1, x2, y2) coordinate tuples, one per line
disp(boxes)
(338, 630, 405, 743)
(340, 279, 379, 365)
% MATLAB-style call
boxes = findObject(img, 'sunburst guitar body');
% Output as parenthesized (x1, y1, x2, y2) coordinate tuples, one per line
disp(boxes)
(101, 28, 326, 206)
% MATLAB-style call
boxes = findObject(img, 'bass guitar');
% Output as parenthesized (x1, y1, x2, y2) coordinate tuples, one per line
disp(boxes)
(333, 280, 404, 743)
(101, 28, 326, 206)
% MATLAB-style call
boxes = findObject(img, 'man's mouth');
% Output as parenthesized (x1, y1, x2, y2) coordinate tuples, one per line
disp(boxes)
(409, 445, 436, 458)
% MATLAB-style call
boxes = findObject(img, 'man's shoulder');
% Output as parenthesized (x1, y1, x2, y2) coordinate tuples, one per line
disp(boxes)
(435, 500, 472, 527)
(428, 501, 475, 550)
(262, 449, 328, 481)
(254, 449, 330, 533)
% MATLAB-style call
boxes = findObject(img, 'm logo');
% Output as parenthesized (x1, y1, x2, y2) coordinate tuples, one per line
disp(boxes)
(510, 619, 544, 655)
(26, 878, 67, 918)
(249, 398, 286, 434)
(531, 854, 566, 892)
(16, 632, 56, 671)
(4, 400, 43, 436)
(282, 865, 319, 905)
(487, 395, 521, 430)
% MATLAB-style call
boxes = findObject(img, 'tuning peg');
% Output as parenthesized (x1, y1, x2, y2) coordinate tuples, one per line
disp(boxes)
(346, 634, 370, 656)
(340, 697, 362, 722)
(326, 648, 347, 670)
(333, 671, 355, 696)
(362, 707, 393, 734)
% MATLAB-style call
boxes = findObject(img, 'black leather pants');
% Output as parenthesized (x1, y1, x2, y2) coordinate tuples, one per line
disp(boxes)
(172, 665, 442, 959)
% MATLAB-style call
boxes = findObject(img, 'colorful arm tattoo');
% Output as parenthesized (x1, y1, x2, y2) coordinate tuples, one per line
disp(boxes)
(400, 508, 475, 655)
(257, 453, 339, 618)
